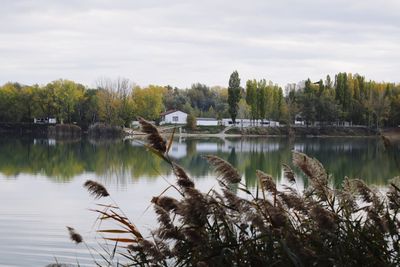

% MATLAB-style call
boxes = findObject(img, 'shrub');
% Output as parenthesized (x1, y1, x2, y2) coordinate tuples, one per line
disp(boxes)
(186, 114, 197, 131)
(68, 119, 400, 266)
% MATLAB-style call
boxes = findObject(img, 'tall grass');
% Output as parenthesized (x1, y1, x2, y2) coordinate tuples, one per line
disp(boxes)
(69, 119, 400, 266)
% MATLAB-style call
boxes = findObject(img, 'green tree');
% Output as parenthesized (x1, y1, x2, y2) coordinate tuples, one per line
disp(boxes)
(257, 79, 267, 123)
(132, 85, 165, 121)
(237, 98, 250, 121)
(245, 80, 258, 123)
(228, 71, 241, 123)
(186, 114, 197, 130)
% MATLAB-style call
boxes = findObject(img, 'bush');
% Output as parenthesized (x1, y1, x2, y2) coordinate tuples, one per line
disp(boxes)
(186, 114, 197, 130)
(67, 119, 400, 267)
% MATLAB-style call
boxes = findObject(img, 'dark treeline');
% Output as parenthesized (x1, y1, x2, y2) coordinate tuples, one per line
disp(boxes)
(0, 72, 399, 128)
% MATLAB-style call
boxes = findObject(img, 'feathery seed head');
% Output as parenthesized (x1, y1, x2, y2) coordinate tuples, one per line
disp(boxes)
(83, 180, 109, 199)
(205, 155, 241, 184)
(66, 226, 83, 244)
(138, 117, 167, 153)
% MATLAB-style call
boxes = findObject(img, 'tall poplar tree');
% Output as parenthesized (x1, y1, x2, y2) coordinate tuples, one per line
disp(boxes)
(228, 71, 241, 123)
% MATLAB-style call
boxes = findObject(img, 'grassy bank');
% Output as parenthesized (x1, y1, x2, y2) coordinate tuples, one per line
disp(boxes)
(226, 126, 377, 136)
(0, 122, 82, 138)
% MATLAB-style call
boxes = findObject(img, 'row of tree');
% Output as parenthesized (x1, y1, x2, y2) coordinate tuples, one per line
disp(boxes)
(0, 72, 399, 128)
(286, 73, 400, 128)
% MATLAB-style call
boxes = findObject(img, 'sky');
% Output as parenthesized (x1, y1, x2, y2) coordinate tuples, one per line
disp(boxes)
(0, 0, 399, 88)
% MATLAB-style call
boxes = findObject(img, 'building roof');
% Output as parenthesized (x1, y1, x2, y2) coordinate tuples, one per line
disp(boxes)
(160, 109, 187, 116)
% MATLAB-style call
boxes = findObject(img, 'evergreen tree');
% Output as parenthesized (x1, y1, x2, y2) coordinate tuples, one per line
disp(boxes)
(228, 71, 241, 123)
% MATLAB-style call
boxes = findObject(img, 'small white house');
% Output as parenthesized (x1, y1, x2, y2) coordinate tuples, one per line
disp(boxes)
(160, 110, 188, 125)
(197, 118, 219, 126)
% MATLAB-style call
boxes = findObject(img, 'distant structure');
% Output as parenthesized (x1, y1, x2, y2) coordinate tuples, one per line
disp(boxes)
(33, 117, 57, 124)
(196, 118, 219, 126)
(160, 110, 188, 124)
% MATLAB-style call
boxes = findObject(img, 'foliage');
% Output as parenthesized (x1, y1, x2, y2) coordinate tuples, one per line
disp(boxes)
(289, 73, 400, 128)
(71, 121, 400, 266)
(133, 85, 165, 122)
(245, 79, 288, 124)
(0, 72, 399, 128)
(186, 114, 197, 130)
(228, 71, 241, 123)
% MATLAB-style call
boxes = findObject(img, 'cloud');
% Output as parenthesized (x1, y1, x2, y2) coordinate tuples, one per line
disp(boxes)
(0, 0, 399, 88)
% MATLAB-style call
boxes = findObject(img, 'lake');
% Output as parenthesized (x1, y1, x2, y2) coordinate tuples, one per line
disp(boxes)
(0, 136, 399, 266)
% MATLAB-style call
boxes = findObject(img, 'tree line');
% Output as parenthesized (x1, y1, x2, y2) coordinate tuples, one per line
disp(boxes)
(0, 72, 399, 128)
(287, 73, 400, 128)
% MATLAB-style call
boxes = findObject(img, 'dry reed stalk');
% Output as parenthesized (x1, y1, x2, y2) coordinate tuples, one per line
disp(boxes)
(256, 170, 277, 194)
(205, 155, 241, 184)
(83, 180, 109, 199)
(66, 226, 83, 244)
(292, 151, 328, 182)
(151, 196, 181, 212)
(138, 117, 166, 154)
(278, 189, 307, 213)
(282, 163, 296, 183)
(173, 163, 195, 189)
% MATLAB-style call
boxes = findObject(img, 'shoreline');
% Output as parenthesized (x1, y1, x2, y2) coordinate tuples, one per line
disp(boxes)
(124, 132, 380, 139)
(0, 122, 390, 140)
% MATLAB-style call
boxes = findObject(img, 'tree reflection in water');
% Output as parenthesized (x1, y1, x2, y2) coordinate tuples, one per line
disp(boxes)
(0, 137, 398, 186)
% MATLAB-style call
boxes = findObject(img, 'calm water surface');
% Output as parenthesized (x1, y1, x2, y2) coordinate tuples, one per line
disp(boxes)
(0, 137, 399, 266)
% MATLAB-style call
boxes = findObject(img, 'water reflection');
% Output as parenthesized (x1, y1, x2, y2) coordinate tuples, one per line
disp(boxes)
(0, 137, 398, 186)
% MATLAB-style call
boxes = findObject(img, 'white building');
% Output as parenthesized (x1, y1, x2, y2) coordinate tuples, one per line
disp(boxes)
(197, 118, 219, 126)
(160, 110, 187, 125)
(221, 119, 280, 127)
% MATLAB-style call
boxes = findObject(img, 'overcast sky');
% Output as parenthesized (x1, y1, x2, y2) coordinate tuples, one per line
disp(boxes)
(0, 0, 399, 88)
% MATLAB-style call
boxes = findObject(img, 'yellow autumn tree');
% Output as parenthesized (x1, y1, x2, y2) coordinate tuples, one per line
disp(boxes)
(132, 85, 165, 121)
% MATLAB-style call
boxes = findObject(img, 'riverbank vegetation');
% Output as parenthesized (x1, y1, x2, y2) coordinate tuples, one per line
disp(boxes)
(66, 120, 400, 266)
(0, 72, 399, 129)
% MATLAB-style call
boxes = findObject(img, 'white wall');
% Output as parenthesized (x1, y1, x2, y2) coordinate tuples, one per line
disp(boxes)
(197, 119, 219, 126)
(163, 111, 187, 124)
(221, 119, 280, 127)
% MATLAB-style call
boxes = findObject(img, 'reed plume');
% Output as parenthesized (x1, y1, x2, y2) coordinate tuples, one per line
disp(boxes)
(256, 170, 277, 194)
(278, 189, 307, 213)
(205, 155, 241, 184)
(292, 151, 327, 182)
(173, 163, 195, 189)
(151, 196, 181, 212)
(83, 180, 109, 199)
(66, 226, 83, 244)
(138, 117, 167, 154)
(387, 177, 400, 209)
(282, 163, 295, 183)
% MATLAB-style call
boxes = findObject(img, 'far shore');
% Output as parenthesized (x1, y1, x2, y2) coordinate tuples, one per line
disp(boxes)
(125, 133, 380, 139)
(1, 122, 397, 140)
(124, 125, 382, 139)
